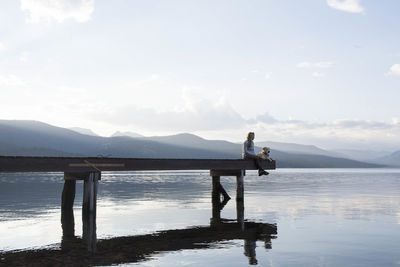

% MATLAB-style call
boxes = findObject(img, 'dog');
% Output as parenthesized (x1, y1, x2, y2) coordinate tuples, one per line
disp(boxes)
(256, 147, 273, 162)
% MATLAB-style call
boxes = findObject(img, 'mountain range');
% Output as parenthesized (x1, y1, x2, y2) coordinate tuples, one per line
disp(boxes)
(0, 120, 397, 168)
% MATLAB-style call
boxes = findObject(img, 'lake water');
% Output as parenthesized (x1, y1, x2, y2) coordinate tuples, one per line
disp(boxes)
(1, 169, 400, 266)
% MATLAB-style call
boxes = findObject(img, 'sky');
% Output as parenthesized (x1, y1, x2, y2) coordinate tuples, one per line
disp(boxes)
(0, 0, 399, 151)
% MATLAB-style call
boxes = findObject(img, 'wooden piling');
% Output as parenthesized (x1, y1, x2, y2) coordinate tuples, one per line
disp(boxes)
(236, 170, 245, 200)
(61, 179, 76, 210)
(61, 207, 75, 238)
(236, 199, 245, 231)
(82, 172, 99, 214)
(82, 172, 99, 252)
(211, 176, 220, 199)
(211, 176, 221, 223)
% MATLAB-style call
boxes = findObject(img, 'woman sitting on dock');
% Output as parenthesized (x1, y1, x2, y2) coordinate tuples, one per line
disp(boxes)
(242, 132, 269, 176)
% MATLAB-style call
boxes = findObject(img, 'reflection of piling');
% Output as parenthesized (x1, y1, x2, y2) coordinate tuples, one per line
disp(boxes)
(1, 219, 277, 266)
(244, 239, 258, 265)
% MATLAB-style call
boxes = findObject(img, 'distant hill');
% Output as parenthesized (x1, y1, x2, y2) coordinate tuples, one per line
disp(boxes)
(69, 127, 99, 136)
(330, 149, 392, 162)
(269, 150, 381, 168)
(0, 120, 384, 168)
(257, 141, 342, 158)
(0, 120, 234, 159)
(374, 150, 400, 167)
(145, 133, 241, 155)
(0, 141, 81, 157)
(111, 131, 144, 138)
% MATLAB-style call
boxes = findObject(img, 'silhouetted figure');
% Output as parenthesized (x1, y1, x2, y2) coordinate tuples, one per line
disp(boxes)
(242, 132, 268, 176)
(244, 239, 258, 265)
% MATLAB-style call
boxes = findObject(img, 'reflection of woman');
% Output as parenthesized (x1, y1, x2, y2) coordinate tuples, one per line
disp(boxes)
(242, 132, 269, 176)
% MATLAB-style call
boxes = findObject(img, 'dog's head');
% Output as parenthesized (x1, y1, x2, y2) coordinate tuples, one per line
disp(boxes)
(262, 147, 270, 154)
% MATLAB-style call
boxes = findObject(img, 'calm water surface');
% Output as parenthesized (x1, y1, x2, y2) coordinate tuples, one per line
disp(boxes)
(1, 169, 400, 266)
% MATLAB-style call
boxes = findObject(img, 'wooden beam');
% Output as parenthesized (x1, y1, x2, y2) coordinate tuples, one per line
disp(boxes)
(64, 172, 102, 181)
(0, 156, 275, 172)
(210, 169, 245, 177)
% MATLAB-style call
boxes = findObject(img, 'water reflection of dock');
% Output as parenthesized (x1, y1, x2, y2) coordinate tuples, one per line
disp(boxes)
(1, 197, 277, 266)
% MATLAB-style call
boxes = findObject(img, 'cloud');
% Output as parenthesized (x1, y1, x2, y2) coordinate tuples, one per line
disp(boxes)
(92, 101, 248, 132)
(87, 94, 400, 150)
(0, 74, 26, 87)
(19, 51, 30, 62)
(331, 119, 390, 129)
(0, 42, 6, 52)
(326, 0, 364, 13)
(255, 112, 277, 124)
(20, 0, 94, 23)
(386, 64, 400, 76)
(312, 72, 325, 77)
(296, 61, 334, 69)
(297, 62, 331, 78)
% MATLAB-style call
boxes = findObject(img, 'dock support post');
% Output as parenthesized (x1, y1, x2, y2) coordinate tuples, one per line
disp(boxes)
(212, 175, 220, 200)
(236, 169, 245, 200)
(236, 198, 245, 231)
(211, 176, 221, 223)
(82, 172, 100, 253)
(61, 180, 76, 210)
(236, 170, 245, 230)
(61, 179, 76, 238)
(61, 179, 76, 251)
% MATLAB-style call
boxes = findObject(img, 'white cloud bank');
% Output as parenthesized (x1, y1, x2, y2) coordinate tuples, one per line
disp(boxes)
(297, 61, 332, 78)
(91, 101, 247, 132)
(312, 72, 325, 77)
(19, 51, 30, 62)
(326, 0, 364, 13)
(87, 100, 400, 150)
(0, 74, 26, 87)
(386, 64, 400, 76)
(0, 41, 6, 52)
(296, 61, 334, 69)
(20, 0, 94, 23)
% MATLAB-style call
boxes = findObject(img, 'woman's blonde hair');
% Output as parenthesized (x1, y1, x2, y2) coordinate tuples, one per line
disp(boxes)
(247, 132, 254, 148)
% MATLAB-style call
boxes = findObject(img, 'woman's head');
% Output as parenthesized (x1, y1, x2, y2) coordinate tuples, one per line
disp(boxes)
(247, 132, 255, 141)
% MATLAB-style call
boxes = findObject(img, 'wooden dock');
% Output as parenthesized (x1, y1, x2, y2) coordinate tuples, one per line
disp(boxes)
(0, 156, 276, 252)
(0, 156, 275, 172)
